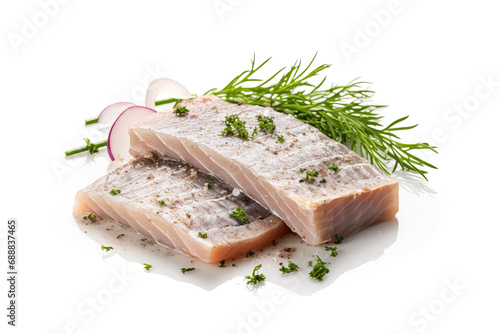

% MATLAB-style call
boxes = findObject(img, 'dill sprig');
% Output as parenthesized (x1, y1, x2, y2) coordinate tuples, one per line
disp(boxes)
(205, 55, 437, 179)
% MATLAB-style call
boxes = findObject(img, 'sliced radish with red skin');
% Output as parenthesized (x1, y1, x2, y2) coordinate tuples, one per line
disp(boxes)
(98, 102, 135, 125)
(145, 78, 191, 112)
(107, 106, 156, 161)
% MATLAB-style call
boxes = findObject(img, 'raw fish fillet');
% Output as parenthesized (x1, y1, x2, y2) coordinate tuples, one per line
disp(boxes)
(73, 158, 288, 263)
(129, 95, 399, 245)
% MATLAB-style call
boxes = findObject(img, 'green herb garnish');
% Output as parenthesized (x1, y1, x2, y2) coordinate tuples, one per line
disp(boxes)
(87, 213, 96, 222)
(230, 207, 250, 222)
(328, 163, 339, 172)
(246, 250, 255, 258)
(65, 138, 107, 157)
(110, 189, 121, 196)
(334, 234, 344, 244)
(181, 267, 195, 274)
(222, 115, 251, 139)
(198, 232, 207, 238)
(309, 256, 329, 281)
(158, 200, 166, 206)
(232, 264, 237, 267)
(319, 178, 326, 184)
(279, 261, 300, 274)
(257, 115, 276, 133)
(325, 246, 338, 257)
(202, 55, 437, 179)
(207, 183, 215, 188)
(218, 260, 226, 267)
(245, 264, 266, 285)
(175, 106, 189, 116)
(308, 261, 313, 266)
(300, 168, 307, 172)
(277, 135, 285, 142)
(143, 263, 152, 271)
(101, 245, 113, 252)
(299, 169, 319, 183)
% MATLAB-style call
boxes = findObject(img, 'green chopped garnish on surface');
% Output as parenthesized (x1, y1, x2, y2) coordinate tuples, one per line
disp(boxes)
(334, 234, 344, 244)
(309, 256, 329, 281)
(207, 183, 215, 188)
(198, 232, 207, 238)
(308, 261, 313, 266)
(175, 106, 189, 116)
(328, 163, 339, 172)
(218, 260, 226, 267)
(230, 207, 250, 222)
(87, 213, 96, 222)
(319, 178, 326, 184)
(277, 135, 285, 142)
(158, 200, 166, 206)
(101, 245, 113, 252)
(257, 115, 276, 133)
(181, 267, 195, 274)
(143, 263, 152, 271)
(110, 189, 121, 196)
(279, 261, 300, 274)
(222, 115, 251, 139)
(325, 246, 338, 257)
(245, 264, 266, 285)
(246, 250, 255, 258)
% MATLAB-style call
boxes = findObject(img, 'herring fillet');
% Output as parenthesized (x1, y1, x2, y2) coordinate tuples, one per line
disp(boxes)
(73, 158, 288, 263)
(129, 95, 399, 245)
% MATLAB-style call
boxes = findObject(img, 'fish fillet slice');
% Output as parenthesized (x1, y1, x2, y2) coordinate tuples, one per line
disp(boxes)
(129, 95, 399, 245)
(73, 158, 288, 263)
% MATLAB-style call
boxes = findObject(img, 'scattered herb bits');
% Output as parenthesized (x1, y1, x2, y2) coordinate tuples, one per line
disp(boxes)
(110, 189, 121, 196)
(245, 264, 266, 285)
(230, 207, 250, 222)
(325, 246, 338, 257)
(246, 250, 255, 258)
(87, 213, 96, 222)
(277, 135, 285, 142)
(143, 263, 153, 271)
(198, 232, 207, 238)
(101, 245, 113, 252)
(222, 115, 251, 139)
(207, 183, 215, 189)
(181, 267, 195, 274)
(308, 261, 313, 266)
(175, 106, 189, 116)
(328, 163, 339, 172)
(257, 115, 276, 133)
(334, 234, 344, 244)
(279, 261, 300, 274)
(299, 169, 319, 183)
(319, 179, 326, 184)
(158, 200, 166, 206)
(309, 256, 329, 281)
(218, 260, 226, 267)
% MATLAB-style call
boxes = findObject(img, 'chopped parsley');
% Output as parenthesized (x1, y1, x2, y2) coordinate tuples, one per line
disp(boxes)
(230, 207, 250, 222)
(207, 183, 215, 189)
(252, 127, 258, 139)
(110, 189, 121, 196)
(277, 135, 285, 142)
(245, 264, 266, 285)
(218, 260, 226, 267)
(198, 232, 207, 238)
(158, 200, 166, 206)
(222, 115, 251, 139)
(143, 263, 152, 271)
(257, 115, 276, 133)
(325, 246, 338, 257)
(300, 168, 307, 172)
(279, 261, 300, 274)
(328, 163, 339, 172)
(334, 234, 344, 244)
(246, 250, 255, 258)
(309, 256, 329, 281)
(101, 245, 113, 252)
(308, 260, 313, 266)
(319, 178, 326, 184)
(87, 213, 96, 222)
(181, 267, 195, 274)
(175, 106, 189, 116)
(299, 169, 319, 183)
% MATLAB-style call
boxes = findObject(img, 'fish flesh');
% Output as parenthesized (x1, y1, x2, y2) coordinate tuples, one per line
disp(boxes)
(73, 158, 288, 263)
(129, 95, 399, 245)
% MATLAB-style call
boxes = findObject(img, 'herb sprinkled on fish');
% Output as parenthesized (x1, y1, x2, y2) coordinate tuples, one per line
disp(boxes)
(181, 267, 195, 274)
(325, 246, 338, 257)
(110, 189, 121, 195)
(279, 261, 300, 274)
(309, 256, 329, 281)
(175, 106, 189, 116)
(229, 207, 250, 222)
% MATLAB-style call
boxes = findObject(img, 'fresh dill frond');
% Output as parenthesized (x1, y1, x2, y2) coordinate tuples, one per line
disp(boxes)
(205, 55, 437, 179)
(245, 264, 266, 285)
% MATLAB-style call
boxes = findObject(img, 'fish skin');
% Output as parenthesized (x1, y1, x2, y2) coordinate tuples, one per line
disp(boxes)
(73, 158, 288, 263)
(129, 95, 399, 245)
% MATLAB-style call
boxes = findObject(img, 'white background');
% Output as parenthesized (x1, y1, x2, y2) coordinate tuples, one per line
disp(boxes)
(1, 1, 500, 333)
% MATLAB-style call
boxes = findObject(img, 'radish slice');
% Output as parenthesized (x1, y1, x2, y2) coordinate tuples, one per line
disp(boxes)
(107, 106, 156, 161)
(145, 78, 191, 112)
(98, 102, 135, 125)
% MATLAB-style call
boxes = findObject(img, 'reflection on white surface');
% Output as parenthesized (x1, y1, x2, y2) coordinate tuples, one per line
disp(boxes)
(392, 170, 437, 197)
(75, 216, 399, 296)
